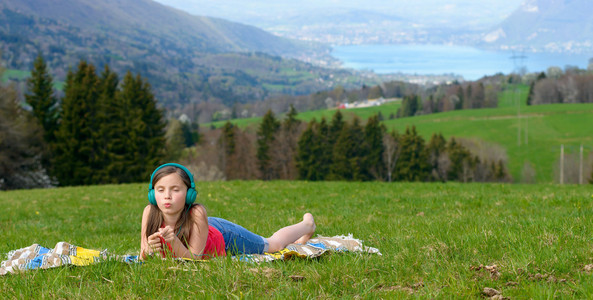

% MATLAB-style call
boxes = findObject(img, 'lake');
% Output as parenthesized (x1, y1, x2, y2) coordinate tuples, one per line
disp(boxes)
(331, 44, 592, 81)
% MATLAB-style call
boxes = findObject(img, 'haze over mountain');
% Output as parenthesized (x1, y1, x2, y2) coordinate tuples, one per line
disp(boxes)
(155, 0, 524, 45)
(157, 0, 592, 54)
(481, 0, 593, 53)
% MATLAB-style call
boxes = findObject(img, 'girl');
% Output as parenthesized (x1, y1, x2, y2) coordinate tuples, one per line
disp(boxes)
(140, 163, 316, 259)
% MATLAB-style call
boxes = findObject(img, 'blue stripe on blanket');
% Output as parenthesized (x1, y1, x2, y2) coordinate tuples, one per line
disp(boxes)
(25, 255, 44, 270)
(306, 242, 328, 250)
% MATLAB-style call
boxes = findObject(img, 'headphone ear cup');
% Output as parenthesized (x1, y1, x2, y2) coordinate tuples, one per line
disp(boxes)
(186, 187, 197, 206)
(148, 189, 157, 206)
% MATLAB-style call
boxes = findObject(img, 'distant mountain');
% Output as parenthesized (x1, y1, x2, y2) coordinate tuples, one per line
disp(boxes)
(155, 0, 522, 46)
(1, 0, 318, 57)
(0, 0, 360, 116)
(481, 0, 593, 53)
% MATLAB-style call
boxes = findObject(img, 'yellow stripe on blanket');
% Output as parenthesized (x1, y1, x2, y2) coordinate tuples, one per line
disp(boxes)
(68, 247, 102, 266)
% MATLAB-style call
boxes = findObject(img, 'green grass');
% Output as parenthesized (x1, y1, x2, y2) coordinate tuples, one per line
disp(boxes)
(2, 182, 593, 298)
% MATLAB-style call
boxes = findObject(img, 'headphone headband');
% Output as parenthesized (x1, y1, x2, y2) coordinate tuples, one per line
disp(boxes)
(148, 163, 197, 206)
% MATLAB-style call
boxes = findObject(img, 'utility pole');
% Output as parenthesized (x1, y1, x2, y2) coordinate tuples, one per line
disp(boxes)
(560, 144, 564, 184)
(517, 100, 521, 146)
(580, 144, 583, 185)
(525, 116, 528, 145)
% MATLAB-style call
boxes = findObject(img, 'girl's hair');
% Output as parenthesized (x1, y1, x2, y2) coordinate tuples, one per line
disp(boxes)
(145, 166, 202, 246)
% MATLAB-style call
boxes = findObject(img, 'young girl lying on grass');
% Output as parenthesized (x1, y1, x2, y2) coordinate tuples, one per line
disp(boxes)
(140, 163, 316, 259)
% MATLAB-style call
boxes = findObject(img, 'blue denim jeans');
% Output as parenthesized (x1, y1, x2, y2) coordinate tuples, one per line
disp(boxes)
(208, 217, 269, 254)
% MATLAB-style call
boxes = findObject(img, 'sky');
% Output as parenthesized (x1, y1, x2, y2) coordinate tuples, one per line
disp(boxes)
(153, 0, 526, 29)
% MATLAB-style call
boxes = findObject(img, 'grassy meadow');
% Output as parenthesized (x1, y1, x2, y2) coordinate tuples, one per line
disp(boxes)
(2, 181, 593, 298)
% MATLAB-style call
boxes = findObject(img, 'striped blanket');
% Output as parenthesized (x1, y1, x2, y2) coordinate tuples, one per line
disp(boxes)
(1, 235, 380, 275)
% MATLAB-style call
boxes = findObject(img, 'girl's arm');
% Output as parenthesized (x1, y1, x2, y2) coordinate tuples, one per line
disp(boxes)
(140, 205, 162, 260)
(160, 205, 210, 259)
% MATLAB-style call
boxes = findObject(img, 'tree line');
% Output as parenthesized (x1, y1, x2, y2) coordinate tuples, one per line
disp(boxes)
(186, 108, 512, 183)
(0, 55, 166, 189)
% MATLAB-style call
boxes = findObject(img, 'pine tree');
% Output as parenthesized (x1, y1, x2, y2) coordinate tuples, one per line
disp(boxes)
(526, 81, 536, 106)
(52, 60, 100, 186)
(324, 111, 344, 175)
(364, 114, 385, 180)
(25, 54, 58, 143)
(394, 126, 429, 181)
(329, 117, 368, 181)
(425, 133, 447, 181)
(315, 117, 331, 180)
(329, 110, 344, 144)
(446, 137, 472, 182)
(495, 160, 507, 182)
(455, 86, 464, 110)
(256, 110, 280, 180)
(296, 119, 317, 180)
(328, 122, 352, 181)
(180, 120, 199, 147)
(24, 53, 59, 178)
(94, 65, 122, 183)
(397, 94, 419, 117)
(464, 84, 473, 109)
(284, 104, 300, 130)
(119, 71, 166, 182)
(349, 117, 369, 181)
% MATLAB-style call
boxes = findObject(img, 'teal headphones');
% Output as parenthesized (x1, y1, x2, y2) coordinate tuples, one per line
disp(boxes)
(148, 163, 197, 206)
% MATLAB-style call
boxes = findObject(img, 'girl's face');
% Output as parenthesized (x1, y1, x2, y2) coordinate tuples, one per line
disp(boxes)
(154, 173, 187, 216)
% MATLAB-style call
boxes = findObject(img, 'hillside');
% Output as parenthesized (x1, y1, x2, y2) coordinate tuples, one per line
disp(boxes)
(208, 94, 593, 183)
(0, 0, 371, 114)
(481, 0, 593, 53)
(1, 0, 320, 57)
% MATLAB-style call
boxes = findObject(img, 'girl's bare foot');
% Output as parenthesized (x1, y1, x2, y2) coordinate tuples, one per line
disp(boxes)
(295, 213, 316, 244)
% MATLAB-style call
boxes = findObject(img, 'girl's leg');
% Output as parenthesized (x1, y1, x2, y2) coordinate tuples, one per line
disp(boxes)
(209, 217, 269, 254)
(267, 213, 316, 252)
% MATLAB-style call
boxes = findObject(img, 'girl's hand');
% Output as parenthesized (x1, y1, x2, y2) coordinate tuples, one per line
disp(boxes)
(159, 226, 175, 244)
(147, 232, 163, 254)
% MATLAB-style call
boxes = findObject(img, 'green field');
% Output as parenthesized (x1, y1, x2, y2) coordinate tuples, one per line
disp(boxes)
(206, 86, 593, 183)
(2, 182, 593, 298)
(1, 69, 30, 82)
(384, 103, 593, 183)
(208, 100, 403, 129)
(1, 69, 64, 90)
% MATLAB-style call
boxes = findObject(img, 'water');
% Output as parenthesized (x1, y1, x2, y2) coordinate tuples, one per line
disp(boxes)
(331, 44, 592, 81)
